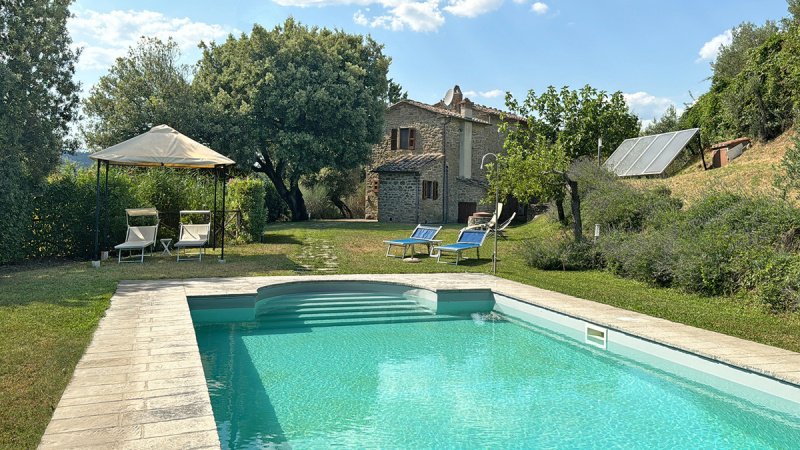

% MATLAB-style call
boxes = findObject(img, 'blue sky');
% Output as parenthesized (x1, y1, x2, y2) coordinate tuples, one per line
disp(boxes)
(68, 0, 790, 126)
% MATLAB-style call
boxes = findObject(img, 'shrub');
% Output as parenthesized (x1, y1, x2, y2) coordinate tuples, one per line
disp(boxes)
(568, 159, 682, 234)
(521, 234, 563, 270)
(29, 165, 136, 259)
(755, 257, 800, 313)
(264, 180, 289, 222)
(302, 184, 341, 219)
(599, 230, 677, 287)
(0, 162, 32, 264)
(228, 177, 267, 243)
(558, 239, 601, 271)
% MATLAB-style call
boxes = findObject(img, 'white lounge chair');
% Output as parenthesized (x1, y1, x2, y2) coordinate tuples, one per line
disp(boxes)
(175, 210, 211, 262)
(496, 212, 516, 239)
(115, 208, 159, 263)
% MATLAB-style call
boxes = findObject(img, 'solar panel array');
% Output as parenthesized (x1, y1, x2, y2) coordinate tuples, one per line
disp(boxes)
(604, 128, 699, 177)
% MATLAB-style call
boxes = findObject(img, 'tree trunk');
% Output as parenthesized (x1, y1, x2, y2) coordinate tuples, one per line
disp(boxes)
(567, 178, 583, 241)
(287, 182, 308, 221)
(258, 153, 308, 221)
(330, 196, 353, 219)
(555, 197, 566, 224)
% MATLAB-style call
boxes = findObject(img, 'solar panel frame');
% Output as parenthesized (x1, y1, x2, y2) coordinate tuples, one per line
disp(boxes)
(604, 128, 700, 177)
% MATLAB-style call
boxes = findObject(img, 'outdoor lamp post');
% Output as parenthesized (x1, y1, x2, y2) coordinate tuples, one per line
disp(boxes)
(480, 152, 500, 274)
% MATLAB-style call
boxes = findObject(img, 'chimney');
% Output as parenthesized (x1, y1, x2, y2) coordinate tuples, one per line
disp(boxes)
(451, 85, 463, 113)
(460, 98, 473, 118)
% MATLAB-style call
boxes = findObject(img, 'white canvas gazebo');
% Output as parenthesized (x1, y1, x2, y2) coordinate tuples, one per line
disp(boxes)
(89, 125, 235, 265)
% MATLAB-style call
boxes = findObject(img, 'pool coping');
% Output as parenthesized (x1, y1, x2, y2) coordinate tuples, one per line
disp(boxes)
(39, 273, 800, 449)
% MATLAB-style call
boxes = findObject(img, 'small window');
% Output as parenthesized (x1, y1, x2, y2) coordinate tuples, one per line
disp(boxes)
(422, 180, 439, 200)
(391, 128, 416, 150)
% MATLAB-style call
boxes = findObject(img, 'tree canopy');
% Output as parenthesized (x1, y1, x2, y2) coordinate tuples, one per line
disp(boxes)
(643, 105, 680, 135)
(680, 2, 800, 142)
(503, 85, 639, 161)
(194, 19, 390, 220)
(497, 85, 639, 240)
(82, 37, 198, 150)
(0, 0, 80, 263)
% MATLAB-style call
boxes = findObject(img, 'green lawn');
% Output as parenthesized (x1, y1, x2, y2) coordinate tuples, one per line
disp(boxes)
(2, 219, 799, 448)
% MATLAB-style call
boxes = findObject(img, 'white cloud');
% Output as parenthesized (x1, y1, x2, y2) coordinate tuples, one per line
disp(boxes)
(623, 91, 678, 121)
(68, 9, 232, 70)
(531, 2, 548, 14)
(443, 0, 504, 18)
(463, 89, 504, 99)
(697, 29, 732, 61)
(354, 1, 445, 32)
(274, 0, 373, 5)
(512, 0, 527, 4)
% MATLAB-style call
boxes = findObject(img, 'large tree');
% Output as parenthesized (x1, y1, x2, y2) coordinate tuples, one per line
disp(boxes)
(497, 85, 639, 238)
(194, 19, 390, 220)
(82, 37, 199, 149)
(0, 0, 80, 263)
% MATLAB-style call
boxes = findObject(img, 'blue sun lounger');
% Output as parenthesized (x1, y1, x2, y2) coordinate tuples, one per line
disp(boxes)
(384, 224, 443, 258)
(433, 228, 490, 265)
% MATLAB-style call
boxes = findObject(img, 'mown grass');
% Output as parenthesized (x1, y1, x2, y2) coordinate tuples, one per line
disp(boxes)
(2, 219, 799, 448)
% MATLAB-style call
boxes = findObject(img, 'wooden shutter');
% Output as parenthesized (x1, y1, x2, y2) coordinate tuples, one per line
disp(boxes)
(432, 181, 439, 200)
(409, 129, 416, 150)
(390, 129, 398, 150)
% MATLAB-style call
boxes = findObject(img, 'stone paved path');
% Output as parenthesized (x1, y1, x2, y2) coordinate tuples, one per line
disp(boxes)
(294, 238, 339, 273)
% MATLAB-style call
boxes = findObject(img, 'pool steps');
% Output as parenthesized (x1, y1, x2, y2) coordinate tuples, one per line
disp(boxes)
(256, 292, 463, 329)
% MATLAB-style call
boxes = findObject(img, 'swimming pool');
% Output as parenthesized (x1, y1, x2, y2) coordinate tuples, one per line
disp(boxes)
(191, 282, 800, 449)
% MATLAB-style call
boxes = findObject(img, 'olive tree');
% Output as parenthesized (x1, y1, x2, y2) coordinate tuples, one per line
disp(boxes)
(496, 85, 639, 241)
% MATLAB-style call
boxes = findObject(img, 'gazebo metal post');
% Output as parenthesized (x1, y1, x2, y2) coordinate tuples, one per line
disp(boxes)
(103, 161, 110, 258)
(93, 160, 101, 265)
(220, 166, 227, 262)
(212, 167, 218, 249)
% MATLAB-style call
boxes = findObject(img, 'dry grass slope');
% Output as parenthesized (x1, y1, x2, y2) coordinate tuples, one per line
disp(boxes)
(628, 130, 797, 206)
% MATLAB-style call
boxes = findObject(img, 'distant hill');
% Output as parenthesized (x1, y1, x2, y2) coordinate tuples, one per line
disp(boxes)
(627, 130, 796, 207)
(61, 152, 93, 168)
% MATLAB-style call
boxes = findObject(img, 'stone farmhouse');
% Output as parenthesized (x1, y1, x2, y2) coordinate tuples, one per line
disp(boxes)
(365, 85, 525, 224)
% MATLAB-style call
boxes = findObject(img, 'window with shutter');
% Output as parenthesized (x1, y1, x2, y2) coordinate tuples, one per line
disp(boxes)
(432, 181, 439, 200)
(390, 129, 398, 150)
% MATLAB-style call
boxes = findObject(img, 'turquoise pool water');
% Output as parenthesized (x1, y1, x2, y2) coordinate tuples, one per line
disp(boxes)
(193, 291, 800, 449)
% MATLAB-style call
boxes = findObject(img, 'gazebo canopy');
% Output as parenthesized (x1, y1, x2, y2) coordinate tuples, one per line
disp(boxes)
(89, 125, 235, 168)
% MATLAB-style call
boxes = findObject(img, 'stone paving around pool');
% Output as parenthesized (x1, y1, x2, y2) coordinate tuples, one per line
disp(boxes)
(39, 273, 800, 449)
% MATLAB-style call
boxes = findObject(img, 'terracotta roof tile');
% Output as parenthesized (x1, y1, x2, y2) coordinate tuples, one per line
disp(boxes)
(471, 103, 527, 122)
(390, 100, 492, 125)
(710, 137, 751, 150)
(372, 153, 443, 173)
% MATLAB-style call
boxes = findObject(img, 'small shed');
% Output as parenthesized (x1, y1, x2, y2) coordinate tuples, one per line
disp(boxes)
(710, 137, 751, 168)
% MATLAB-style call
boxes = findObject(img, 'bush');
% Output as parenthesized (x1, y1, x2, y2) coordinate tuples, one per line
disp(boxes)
(29, 165, 136, 259)
(264, 180, 289, 222)
(751, 253, 800, 313)
(521, 234, 563, 270)
(522, 228, 601, 271)
(0, 162, 33, 264)
(567, 159, 682, 234)
(228, 177, 267, 243)
(599, 230, 676, 287)
(302, 184, 341, 219)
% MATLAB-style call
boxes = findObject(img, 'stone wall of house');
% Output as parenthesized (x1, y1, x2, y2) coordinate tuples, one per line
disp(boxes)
(365, 103, 444, 220)
(366, 100, 510, 223)
(443, 121, 504, 222)
(418, 160, 444, 224)
(376, 172, 420, 223)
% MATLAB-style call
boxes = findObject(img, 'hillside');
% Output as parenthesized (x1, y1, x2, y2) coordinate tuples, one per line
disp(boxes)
(627, 130, 796, 206)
